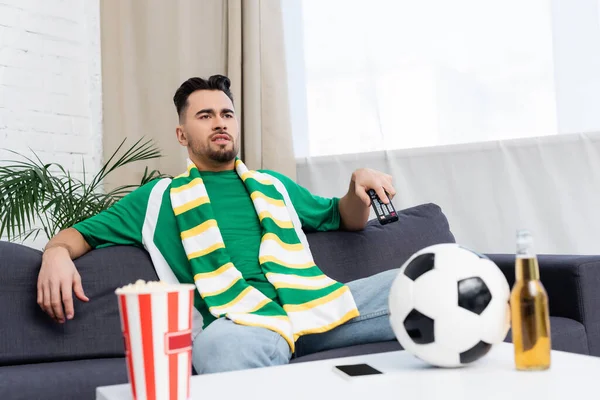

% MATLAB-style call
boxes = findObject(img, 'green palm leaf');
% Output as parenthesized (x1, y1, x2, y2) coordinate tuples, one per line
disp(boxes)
(0, 137, 170, 242)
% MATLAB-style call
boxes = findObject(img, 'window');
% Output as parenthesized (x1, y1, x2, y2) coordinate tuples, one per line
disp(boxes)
(286, 0, 600, 157)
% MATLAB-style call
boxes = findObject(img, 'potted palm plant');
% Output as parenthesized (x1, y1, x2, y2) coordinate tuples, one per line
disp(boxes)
(0, 137, 170, 243)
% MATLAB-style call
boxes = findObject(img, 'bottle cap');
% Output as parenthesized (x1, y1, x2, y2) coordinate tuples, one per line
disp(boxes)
(516, 229, 534, 256)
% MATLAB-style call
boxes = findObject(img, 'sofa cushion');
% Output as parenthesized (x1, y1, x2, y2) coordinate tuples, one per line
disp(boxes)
(489, 253, 600, 357)
(0, 202, 453, 365)
(504, 316, 589, 356)
(0, 357, 128, 400)
(0, 242, 158, 366)
(306, 203, 456, 283)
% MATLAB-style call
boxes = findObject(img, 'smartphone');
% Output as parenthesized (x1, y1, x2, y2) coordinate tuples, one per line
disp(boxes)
(333, 363, 383, 380)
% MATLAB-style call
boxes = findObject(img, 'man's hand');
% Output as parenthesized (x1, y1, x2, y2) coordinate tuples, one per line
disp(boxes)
(339, 168, 396, 231)
(351, 168, 396, 206)
(37, 246, 89, 323)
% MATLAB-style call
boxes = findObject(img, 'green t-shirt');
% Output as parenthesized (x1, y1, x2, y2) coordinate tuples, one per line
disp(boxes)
(72, 169, 340, 325)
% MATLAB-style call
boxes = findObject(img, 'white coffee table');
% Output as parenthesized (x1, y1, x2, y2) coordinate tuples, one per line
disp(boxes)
(97, 343, 599, 400)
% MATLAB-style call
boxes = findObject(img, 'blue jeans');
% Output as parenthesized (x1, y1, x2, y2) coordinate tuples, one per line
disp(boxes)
(191, 268, 398, 374)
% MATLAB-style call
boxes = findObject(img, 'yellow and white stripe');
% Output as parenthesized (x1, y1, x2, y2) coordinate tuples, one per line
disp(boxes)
(234, 159, 249, 174)
(251, 192, 294, 228)
(259, 172, 313, 252)
(259, 235, 313, 266)
(235, 160, 273, 185)
(257, 212, 294, 229)
(226, 313, 295, 351)
(285, 287, 359, 338)
(170, 180, 209, 215)
(194, 263, 242, 297)
(208, 287, 271, 317)
(250, 192, 286, 208)
(258, 255, 316, 270)
(171, 177, 204, 194)
(265, 272, 337, 290)
(261, 233, 303, 251)
(241, 171, 272, 185)
(180, 220, 225, 259)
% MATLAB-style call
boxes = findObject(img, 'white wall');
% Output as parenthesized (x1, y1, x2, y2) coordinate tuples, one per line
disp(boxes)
(0, 0, 102, 248)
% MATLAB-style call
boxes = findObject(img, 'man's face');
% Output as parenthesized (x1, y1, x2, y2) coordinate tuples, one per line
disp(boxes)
(177, 90, 240, 163)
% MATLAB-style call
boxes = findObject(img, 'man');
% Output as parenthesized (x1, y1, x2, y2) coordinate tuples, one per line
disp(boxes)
(37, 75, 399, 374)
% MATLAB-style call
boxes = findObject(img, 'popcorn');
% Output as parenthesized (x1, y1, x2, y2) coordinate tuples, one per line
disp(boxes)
(115, 279, 196, 399)
(115, 279, 190, 294)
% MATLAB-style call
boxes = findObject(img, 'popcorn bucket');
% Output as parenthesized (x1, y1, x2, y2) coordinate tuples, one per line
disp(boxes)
(116, 281, 196, 400)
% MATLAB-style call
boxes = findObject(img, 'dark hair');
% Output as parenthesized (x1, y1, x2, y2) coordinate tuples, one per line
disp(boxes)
(173, 75, 234, 119)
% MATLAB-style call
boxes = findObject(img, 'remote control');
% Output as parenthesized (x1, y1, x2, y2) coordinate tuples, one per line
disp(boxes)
(368, 189, 398, 225)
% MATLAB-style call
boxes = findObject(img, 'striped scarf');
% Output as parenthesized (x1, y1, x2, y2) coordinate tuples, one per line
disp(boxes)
(169, 158, 359, 352)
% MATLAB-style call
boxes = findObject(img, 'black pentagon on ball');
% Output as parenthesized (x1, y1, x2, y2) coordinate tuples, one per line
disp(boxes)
(459, 340, 492, 363)
(403, 253, 435, 281)
(403, 309, 435, 344)
(457, 277, 492, 315)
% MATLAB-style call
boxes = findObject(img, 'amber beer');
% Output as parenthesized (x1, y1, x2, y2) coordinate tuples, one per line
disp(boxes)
(510, 230, 551, 370)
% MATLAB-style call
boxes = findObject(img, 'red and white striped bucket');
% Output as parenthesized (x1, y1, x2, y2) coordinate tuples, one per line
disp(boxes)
(116, 282, 196, 400)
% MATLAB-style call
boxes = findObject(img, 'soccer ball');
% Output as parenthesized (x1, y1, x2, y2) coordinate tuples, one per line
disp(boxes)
(388, 243, 510, 367)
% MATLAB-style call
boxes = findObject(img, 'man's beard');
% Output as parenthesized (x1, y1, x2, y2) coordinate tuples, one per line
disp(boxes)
(189, 135, 239, 163)
(207, 144, 237, 162)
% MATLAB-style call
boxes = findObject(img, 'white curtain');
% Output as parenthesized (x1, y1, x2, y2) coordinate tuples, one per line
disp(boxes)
(100, 0, 296, 192)
(297, 132, 600, 255)
(288, 0, 600, 255)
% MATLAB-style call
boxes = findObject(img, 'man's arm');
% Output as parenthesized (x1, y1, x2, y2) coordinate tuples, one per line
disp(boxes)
(339, 168, 396, 231)
(38, 228, 91, 323)
(261, 168, 395, 232)
(36, 180, 155, 323)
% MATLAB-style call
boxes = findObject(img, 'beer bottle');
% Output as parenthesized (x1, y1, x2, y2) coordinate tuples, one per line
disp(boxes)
(510, 230, 551, 370)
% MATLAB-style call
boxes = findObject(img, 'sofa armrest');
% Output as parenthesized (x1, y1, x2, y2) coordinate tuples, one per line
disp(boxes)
(486, 254, 600, 356)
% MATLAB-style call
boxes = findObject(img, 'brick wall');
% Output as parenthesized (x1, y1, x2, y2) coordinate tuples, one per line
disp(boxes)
(0, 0, 102, 248)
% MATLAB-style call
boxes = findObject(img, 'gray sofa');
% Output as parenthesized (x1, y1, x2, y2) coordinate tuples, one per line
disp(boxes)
(1, 203, 599, 400)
